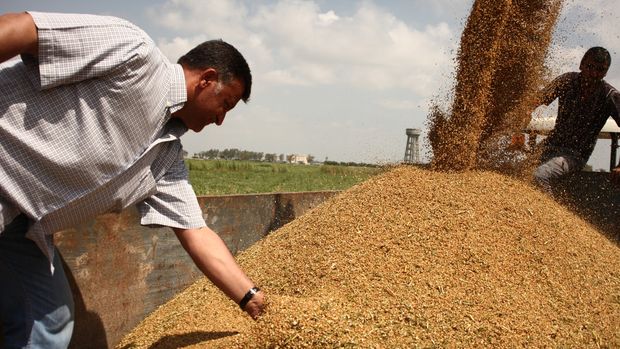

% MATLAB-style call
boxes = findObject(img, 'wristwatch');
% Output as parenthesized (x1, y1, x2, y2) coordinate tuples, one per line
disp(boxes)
(239, 286, 260, 309)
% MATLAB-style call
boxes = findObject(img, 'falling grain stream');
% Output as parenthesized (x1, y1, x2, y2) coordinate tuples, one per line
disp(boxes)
(429, 0, 563, 173)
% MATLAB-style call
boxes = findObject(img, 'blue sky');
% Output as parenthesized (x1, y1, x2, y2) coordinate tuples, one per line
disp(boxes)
(3, 0, 620, 170)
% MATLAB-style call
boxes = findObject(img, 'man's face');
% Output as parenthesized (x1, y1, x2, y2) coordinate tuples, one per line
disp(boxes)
(185, 76, 244, 132)
(580, 56, 609, 82)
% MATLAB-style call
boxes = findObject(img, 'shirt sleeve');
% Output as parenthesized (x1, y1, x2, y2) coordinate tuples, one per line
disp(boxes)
(539, 73, 572, 106)
(137, 149, 207, 230)
(26, 11, 153, 90)
(606, 86, 620, 125)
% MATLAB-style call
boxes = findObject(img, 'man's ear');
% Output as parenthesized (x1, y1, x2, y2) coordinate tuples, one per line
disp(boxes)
(199, 68, 219, 87)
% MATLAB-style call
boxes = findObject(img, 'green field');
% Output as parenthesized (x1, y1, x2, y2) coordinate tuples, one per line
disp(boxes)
(186, 159, 385, 195)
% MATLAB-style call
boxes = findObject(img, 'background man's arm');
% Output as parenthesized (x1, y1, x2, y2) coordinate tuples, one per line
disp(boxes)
(0, 12, 37, 63)
(173, 226, 265, 319)
(611, 167, 620, 185)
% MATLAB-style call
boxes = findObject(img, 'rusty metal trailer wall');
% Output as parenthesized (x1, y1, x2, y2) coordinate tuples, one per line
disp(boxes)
(55, 191, 340, 349)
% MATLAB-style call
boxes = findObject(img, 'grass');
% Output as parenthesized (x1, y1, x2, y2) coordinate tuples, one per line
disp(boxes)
(186, 159, 385, 195)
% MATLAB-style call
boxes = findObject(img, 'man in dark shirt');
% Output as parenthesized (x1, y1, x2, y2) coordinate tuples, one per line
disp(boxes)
(534, 46, 620, 191)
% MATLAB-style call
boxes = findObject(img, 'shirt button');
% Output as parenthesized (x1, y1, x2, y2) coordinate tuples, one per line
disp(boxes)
(166, 101, 172, 107)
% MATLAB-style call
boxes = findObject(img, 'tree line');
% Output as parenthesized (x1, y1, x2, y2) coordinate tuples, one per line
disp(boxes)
(192, 148, 315, 163)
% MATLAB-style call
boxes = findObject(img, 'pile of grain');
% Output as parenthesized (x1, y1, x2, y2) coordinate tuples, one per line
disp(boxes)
(429, 0, 564, 172)
(117, 166, 620, 348)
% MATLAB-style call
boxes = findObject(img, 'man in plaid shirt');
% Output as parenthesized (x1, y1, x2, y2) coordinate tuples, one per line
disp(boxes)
(0, 11, 264, 348)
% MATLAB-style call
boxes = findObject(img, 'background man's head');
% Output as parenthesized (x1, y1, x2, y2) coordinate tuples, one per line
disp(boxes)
(178, 40, 252, 102)
(579, 46, 611, 81)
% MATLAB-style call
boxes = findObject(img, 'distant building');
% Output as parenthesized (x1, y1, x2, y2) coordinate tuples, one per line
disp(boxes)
(404, 128, 421, 164)
(290, 154, 308, 164)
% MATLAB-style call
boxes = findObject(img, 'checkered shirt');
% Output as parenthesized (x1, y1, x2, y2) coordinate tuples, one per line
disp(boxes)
(0, 12, 206, 271)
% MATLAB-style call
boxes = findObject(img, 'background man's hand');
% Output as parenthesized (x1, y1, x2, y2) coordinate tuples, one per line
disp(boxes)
(611, 166, 620, 185)
(507, 133, 526, 151)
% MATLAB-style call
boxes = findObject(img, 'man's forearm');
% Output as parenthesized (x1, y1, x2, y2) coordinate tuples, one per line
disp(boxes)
(173, 226, 258, 305)
(0, 12, 38, 63)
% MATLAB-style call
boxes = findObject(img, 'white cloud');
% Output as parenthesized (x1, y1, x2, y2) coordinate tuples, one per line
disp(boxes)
(263, 69, 307, 86)
(426, 0, 474, 19)
(156, 35, 205, 62)
(378, 95, 438, 114)
(377, 99, 418, 111)
(150, 0, 458, 95)
(145, 0, 463, 163)
(317, 10, 339, 26)
(149, 0, 249, 35)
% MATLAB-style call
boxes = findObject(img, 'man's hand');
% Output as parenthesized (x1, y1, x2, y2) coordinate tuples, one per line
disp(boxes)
(243, 290, 265, 319)
(507, 133, 526, 151)
(611, 166, 620, 185)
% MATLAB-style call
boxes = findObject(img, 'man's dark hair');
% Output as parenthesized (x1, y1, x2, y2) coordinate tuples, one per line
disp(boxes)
(178, 40, 252, 102)
(581, 46, 611, 67)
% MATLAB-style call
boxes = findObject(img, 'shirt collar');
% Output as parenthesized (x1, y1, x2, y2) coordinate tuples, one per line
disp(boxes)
(168, 64, 187, 114)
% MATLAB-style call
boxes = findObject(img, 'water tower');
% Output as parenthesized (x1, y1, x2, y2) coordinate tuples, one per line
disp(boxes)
(404, 128, 421, 164)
